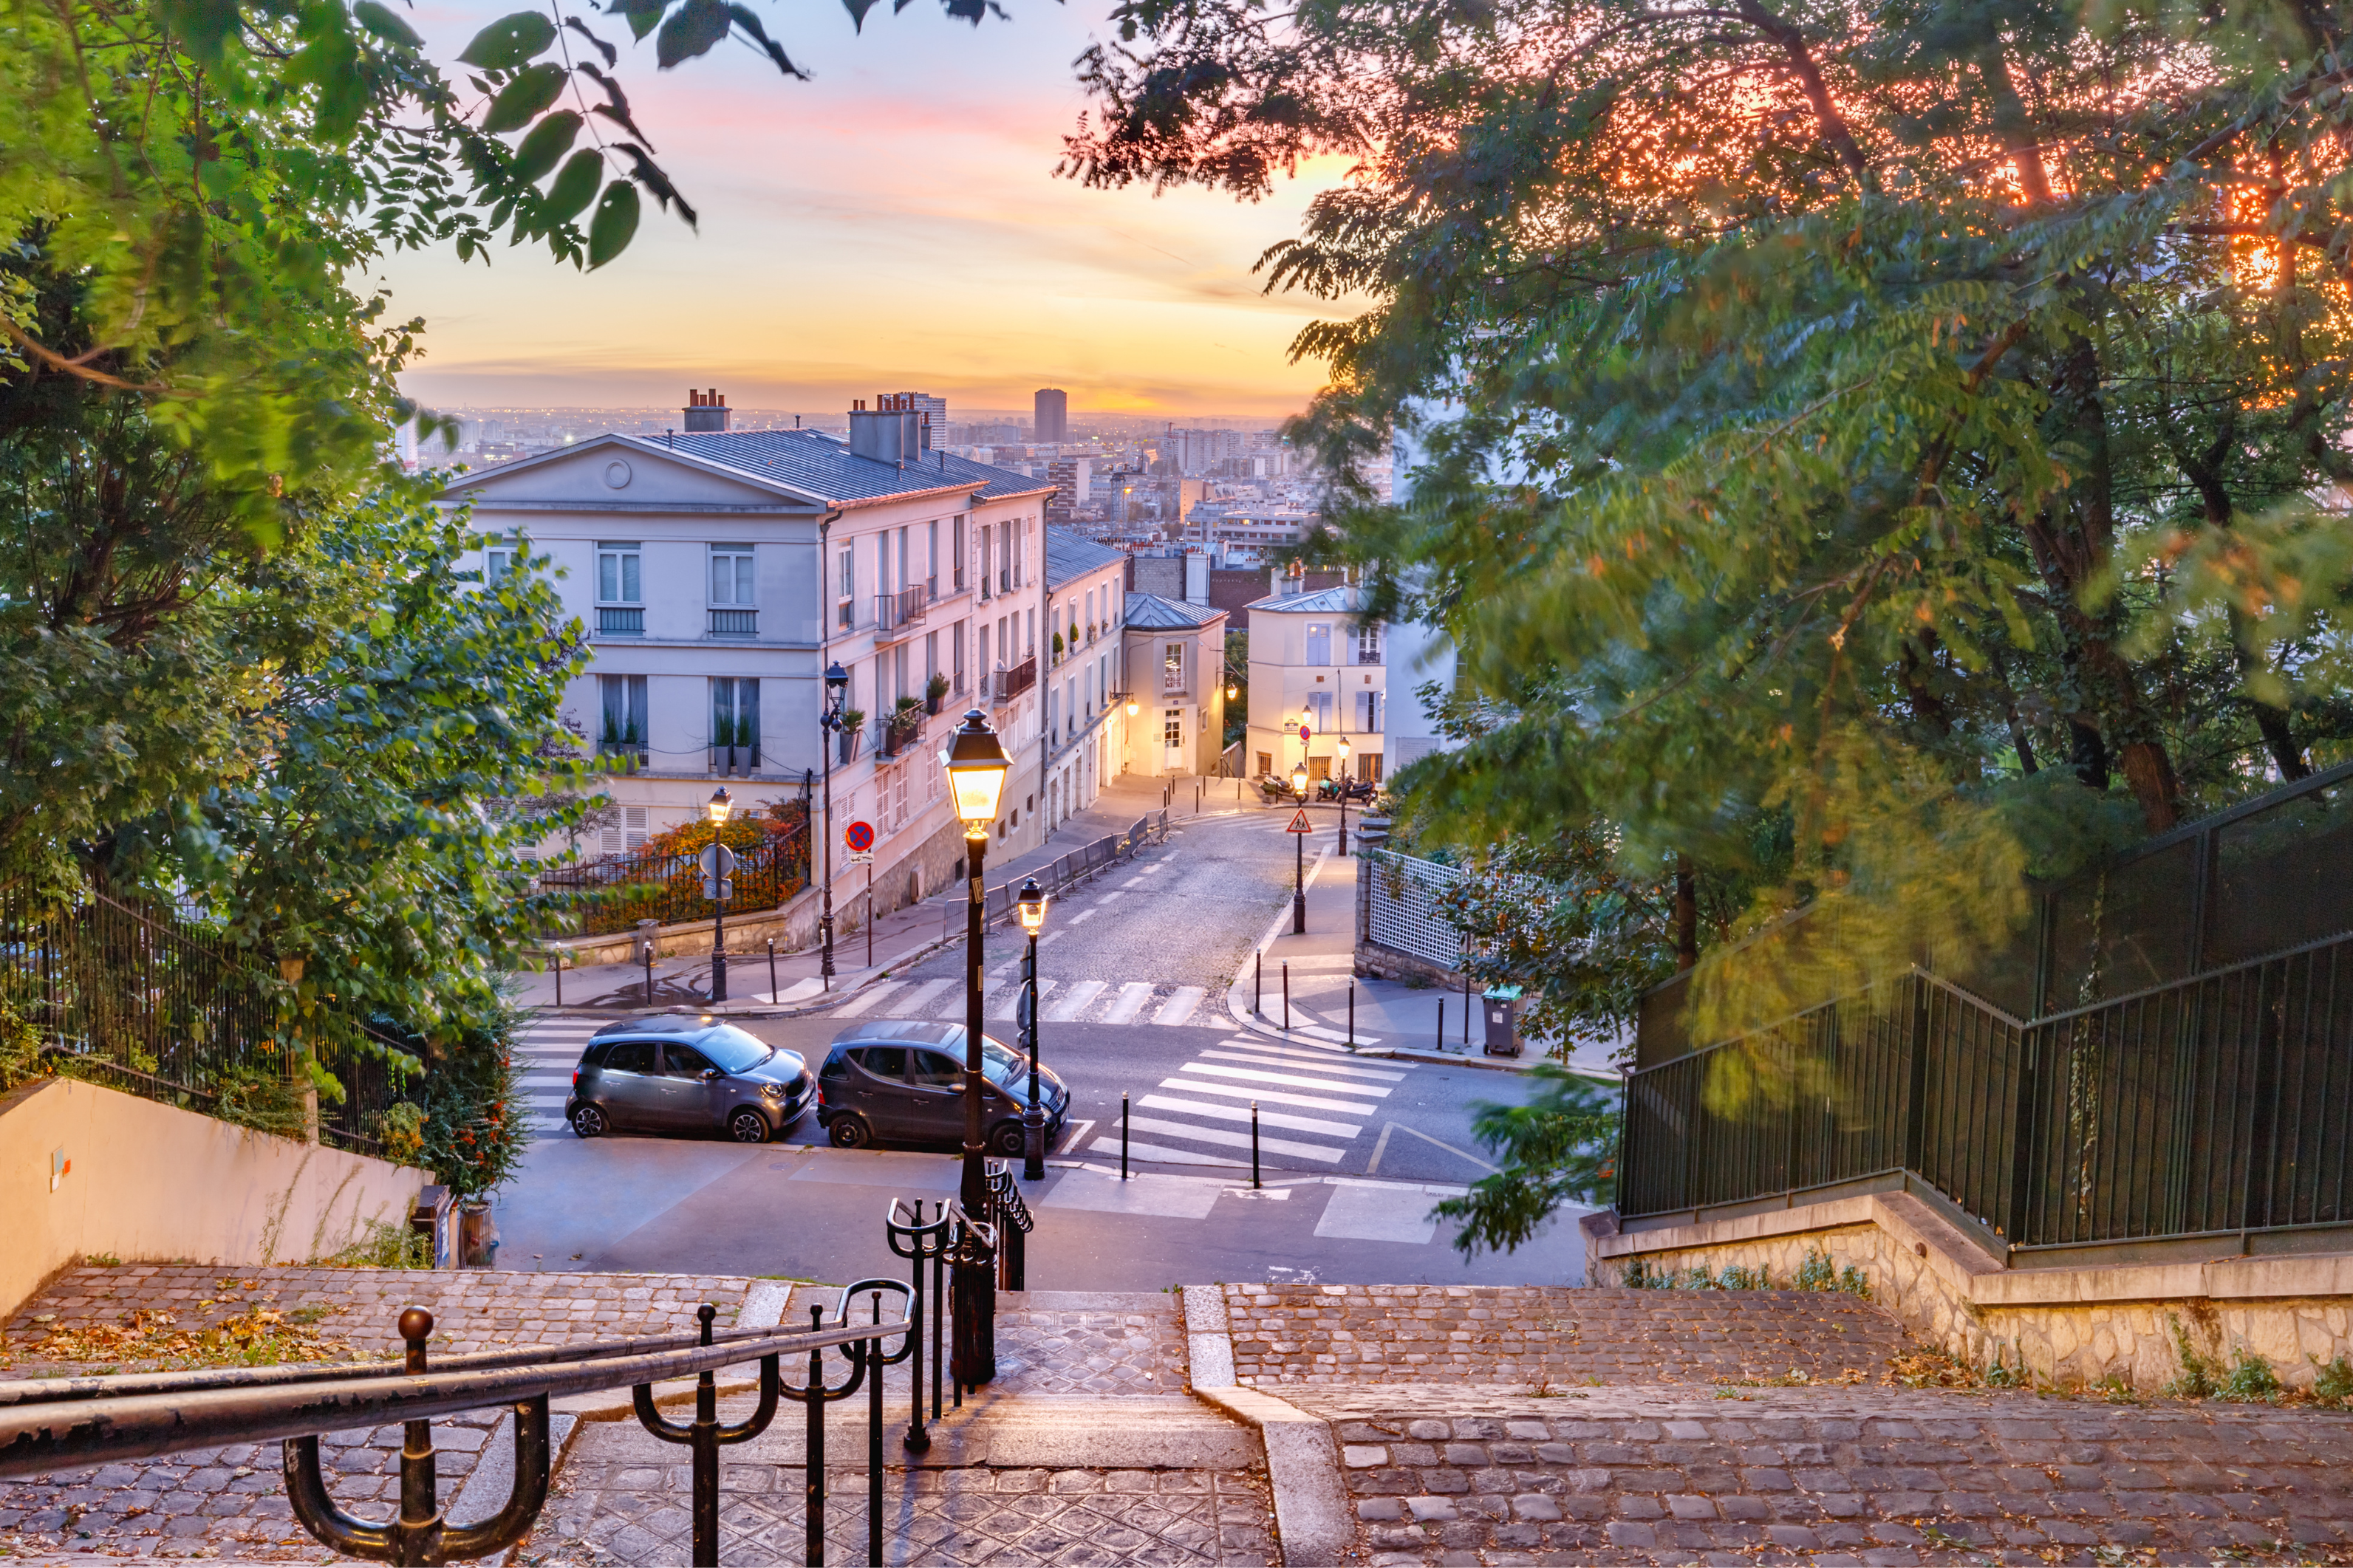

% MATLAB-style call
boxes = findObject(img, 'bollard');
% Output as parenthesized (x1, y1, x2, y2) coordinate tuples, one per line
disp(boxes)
(766, 938, 777, 1000)
(1121, 1092, 1130, 1180)
(1283, 962, 1291, 1032)
(553, 956, 561, 1009)
(1251, 1102, 1260, 1189)
(645, 946, 655, 1007)
(1463, 973, 1471, 1045)
(1437, 998, 1444, 1050)
(1254, 951, 1262, 1013)
(1348, 982, 1355, 1047)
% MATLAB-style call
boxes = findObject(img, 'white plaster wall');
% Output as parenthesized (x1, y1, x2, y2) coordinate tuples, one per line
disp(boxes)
(2, 1077, 426, 1318)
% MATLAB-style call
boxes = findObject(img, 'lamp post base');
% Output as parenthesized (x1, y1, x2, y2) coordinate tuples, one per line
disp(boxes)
(1293, 893, 1307, 934)
(949, 1237, 997, 1389)
(711, 951, 728, 1003)
(1022, 1105, 1046, 1182)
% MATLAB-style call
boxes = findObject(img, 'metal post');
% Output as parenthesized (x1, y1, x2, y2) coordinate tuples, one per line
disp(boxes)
(1254, 951, 1262, 1013)
(867, 886, 875, 968)
(1022, 929, 1045, 1181)
(1464, 974, 1471, 1045)
(645, 945, 655, 1007)
(802, 1313, 825, 1565)
(711, 878, 728, 1004)
(1121, 1092, 1129, 1180)
(821, 707, 837, 992)
(553, 956, 561, 1009)
(1251, 1102, 1260, 1189)
(1437, 998, 1444, 1050)
(1348, 982, 1355, 1047)
(1293, 825, 1306, 934)
(954, 829, 996, 1390)
(1283, 962, 1290, 1032)
(1339, 787, 1348, 857)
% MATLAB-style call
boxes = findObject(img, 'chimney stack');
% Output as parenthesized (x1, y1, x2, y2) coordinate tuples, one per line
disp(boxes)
(683, 387, 731, 433)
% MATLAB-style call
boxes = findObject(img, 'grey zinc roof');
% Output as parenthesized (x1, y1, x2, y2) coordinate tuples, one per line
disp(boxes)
(668, 429, 1050, 506)
(1123, 592, 1225, 630)
(1045, 527, 1126, 590)
(1240, 586, 1359, 614)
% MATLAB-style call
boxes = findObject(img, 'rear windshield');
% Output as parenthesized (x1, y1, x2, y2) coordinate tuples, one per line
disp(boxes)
(696, 1025, 773, 1074)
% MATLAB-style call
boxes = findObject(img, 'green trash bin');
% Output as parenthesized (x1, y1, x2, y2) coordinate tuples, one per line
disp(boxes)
(1481, 984, 1523, 1057)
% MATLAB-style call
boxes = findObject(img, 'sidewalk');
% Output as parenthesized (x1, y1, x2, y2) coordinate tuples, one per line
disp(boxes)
(511, 773, 1202, 1016)
(1223, 852, 1621, 1078)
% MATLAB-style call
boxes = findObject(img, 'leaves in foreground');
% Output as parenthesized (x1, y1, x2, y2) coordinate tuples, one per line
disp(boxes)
(1432, 1065, 1618, 1260)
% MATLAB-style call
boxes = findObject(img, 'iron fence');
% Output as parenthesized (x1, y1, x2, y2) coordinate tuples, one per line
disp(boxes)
(976, 812, 1167, 929)
(0, 883, 404, 1155)
(1619, 933, 2353, 1257)
(533, 828, 810, 938)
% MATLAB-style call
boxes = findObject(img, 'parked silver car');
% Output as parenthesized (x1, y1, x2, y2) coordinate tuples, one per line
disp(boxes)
(566, 1016, 810, 1143)
(814, 1019, 1068, 1153)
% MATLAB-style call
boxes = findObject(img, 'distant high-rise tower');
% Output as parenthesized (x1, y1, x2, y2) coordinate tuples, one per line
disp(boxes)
(1034, 388, 1069, 445)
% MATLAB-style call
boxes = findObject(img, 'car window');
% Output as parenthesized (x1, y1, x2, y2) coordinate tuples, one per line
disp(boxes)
(908, 1050, 962, 1088)
(664, 1044, 715, 1077)
(604, 1041, 655, 1073)
(979, 1035, 1027, 1089)
(851, 1045, 906, 1081)
(694, 1024, 773, 1073)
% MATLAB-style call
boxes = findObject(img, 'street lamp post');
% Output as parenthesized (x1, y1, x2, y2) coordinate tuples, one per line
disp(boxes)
(1336, 736, 1352, 856)
(943, 709, 1013, 1389)
(817, 662, 849, 990)
(1291, 760, 1309, 934)
(1016, 878, 1048, 1181)
(704, 788, 734, 1002)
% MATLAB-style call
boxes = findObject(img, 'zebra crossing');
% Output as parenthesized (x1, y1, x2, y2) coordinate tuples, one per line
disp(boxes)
(1104, 1034, 1413, 1168)
(817, 970, 1215, 1030)
(513, 1014, 606, 1132)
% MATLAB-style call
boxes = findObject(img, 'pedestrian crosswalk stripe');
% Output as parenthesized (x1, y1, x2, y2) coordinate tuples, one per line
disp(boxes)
(1155, 1077, 1379, 1116)
(1099, 982, 1154, 1026)
(1137, 1093, 1361, 1139)
(988, 978, 1052, 1020)
(1086, 1135, 1243, 1168)
(1174, 1061, 1396, 1097)
(1199, 1046, 1405, 1082)
(1045, 979, 1106, 1021)
(1125, 1115, 1342, 1163)
(1152, 987, 1204, 1027)
(831, 981, 904, 1018)
(895, 978, 957, 1016)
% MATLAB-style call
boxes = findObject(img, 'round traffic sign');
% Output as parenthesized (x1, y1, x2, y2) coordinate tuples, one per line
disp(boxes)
(845, 821, 875, 852)
(1299, 725, 1312, 743)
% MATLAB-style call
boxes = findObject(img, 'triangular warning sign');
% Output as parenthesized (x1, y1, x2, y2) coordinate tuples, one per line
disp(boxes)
(1285, 809, 1313, 833)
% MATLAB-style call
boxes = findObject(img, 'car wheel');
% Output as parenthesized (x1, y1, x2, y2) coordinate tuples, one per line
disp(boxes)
(728, 1108, 771, 1144)
(828, 1114, 871, 1149)
(571, 1105, 607, 1139)
(988, 1120, 1025, 1156)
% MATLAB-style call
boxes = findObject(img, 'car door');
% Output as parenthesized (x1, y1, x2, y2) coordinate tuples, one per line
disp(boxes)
(597, 1040, 663, 1129)
(904, 1048, 966, 1145)
(655, 1043, 723, 1129)
(846, 1045, 910, 1137)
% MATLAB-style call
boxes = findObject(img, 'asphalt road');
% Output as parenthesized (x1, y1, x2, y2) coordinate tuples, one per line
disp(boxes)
(495, 808, 1588, 1290)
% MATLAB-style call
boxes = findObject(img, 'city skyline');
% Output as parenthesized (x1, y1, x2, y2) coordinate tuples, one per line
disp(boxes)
(376, 0, 1359, 419)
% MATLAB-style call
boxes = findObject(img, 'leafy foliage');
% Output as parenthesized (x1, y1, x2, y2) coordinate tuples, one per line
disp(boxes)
(1429, 1064, 1618, 1259)
(1072, 0, 2353, 1044)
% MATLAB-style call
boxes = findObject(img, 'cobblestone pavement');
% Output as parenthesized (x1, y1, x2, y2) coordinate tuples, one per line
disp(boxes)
(530, 1423, 1279, 1568)
(1223, 1284, 1908, 1389)
(0, 1266, 756, 1561)
(991, 1295, 1189, 1397)
(1290, 1383, 2353, 1566)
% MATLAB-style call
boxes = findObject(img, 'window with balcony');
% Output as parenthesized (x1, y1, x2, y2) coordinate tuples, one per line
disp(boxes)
(1162, 640, 1186, 695)
(709, 544, 756, 637)
(1355, 621, 1384, 665)
(596, 544, 642, 635)
(1357, 690, 1383, 732)
(710, 677, 760, 772)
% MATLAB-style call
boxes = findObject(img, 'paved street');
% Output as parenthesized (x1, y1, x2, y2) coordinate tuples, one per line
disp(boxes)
(494, 801, 1587, 1292)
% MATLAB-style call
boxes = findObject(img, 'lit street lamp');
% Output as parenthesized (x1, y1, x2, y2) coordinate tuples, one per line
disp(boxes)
(703, 787, 734, 1001)
(1016, 878, 1049, 1181)
(817, 662, 850, 990)
(943, 708, 1012, 1389)
(1291, 761, 1309, 934)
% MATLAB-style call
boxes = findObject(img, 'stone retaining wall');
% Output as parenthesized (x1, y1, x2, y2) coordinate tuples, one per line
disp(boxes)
(1586, 1194, 2353, 1394)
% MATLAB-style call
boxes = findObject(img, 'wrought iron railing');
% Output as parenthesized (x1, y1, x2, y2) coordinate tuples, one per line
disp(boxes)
(708, 608, 757, 637)
(993, 655, 1037, 703)
(1619, 932, 2353, 1260)
(877, 706, 925, 761)
(876, 584, 929, 637)
(596, 606, 643, 636)
(972, 812, 1167, 928)
(531, 828, 810, 938)
(0, 1182, 1042, 1566)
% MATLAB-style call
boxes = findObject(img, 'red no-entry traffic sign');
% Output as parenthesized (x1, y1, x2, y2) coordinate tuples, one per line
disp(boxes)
(845, 820, 875, 852)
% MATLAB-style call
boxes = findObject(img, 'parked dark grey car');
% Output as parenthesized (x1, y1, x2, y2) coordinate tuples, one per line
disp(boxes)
(814, 1020, 1068, 1154)
(566, 1016, 810, 1143)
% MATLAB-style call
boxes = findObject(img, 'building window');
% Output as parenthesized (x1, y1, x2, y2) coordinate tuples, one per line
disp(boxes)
(837, 544, 856, 630)
(928, 520, 940, 596)
(954, 516, 967, 591)
(978, 525, 992, 600)
(596, 543, 642, 635)
(599, 805, 650, 857)
(710, 677, 760, 766)
(1164, 709, 1183, 750)
(710, 544, 755, 605)
(1358, 690, 1382, 732)
(1308, 691, 1333, 733)
(1163, 640, 1185, 694)
(598, 674, 647, 760)
(1355, 620, 1384, 665)
(1257, 750, 1272, 777)
(485, 543, 516, 584)
(1305, 623, 1331, 665)
(953, 619, 966, 693)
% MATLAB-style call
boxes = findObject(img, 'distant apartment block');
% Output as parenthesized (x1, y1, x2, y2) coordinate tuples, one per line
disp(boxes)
(1034, 388, 1069, 445)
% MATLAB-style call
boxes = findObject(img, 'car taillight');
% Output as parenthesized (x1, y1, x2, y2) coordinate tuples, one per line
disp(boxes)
(571, 1068, 581, 1089)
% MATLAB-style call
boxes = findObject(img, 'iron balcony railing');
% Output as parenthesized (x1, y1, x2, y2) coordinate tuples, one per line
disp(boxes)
(596, 606, 643, 636)
(876, 706, 925, 761)
(708, 608, 757, 637)
(992, 655, 1037, 704)
(875, 584, 928, 638)
(1618, 931, 2353, 1261)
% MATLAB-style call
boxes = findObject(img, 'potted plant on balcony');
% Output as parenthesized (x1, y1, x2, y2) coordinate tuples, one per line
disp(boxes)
(600, 713, 643, 773)
(1051, 629, 1065, 665)
(837, 710, 864, 764)
(925, 671, 949, 716)
(888, 696, 925, 757)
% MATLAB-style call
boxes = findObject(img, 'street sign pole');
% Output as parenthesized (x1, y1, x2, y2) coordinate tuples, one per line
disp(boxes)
(1285, 807, 1312, 934)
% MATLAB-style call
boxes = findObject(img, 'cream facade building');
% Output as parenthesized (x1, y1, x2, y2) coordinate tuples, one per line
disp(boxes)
(1243, 584, 1387, 785)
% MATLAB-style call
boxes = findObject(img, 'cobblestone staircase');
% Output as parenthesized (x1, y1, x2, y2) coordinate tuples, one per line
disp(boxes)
(8, 1268, 2353, 1566)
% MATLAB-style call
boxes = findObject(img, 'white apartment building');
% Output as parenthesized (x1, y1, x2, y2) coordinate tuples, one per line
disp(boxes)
(1041, 530, 1131, 829)
(1243, 584, 1387, 785)
(443, 400, 1053, 923)
(1122, 594, 1232, 778)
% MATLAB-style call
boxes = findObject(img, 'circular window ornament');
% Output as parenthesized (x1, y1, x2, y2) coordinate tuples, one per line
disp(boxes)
(603, 459, 633, 490)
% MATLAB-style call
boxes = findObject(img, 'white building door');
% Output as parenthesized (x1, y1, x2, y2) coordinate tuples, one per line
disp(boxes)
(1163, 708, 1184, 773)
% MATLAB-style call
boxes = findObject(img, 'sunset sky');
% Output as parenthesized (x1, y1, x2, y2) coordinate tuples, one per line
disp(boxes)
(378, 0, 1359, 419)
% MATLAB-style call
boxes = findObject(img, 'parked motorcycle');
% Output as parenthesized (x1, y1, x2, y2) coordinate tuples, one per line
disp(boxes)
(1316, 776, 1376, 804)
(1259, 775, 1302, 804)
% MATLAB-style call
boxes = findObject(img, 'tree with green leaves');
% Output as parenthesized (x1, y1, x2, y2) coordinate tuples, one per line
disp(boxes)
(1431, 1065, 1619, 1260)
(1071, 0, 2353, 1047)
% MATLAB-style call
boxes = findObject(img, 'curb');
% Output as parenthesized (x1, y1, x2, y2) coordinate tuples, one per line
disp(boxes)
(1180, 1285, 1353, 1564)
